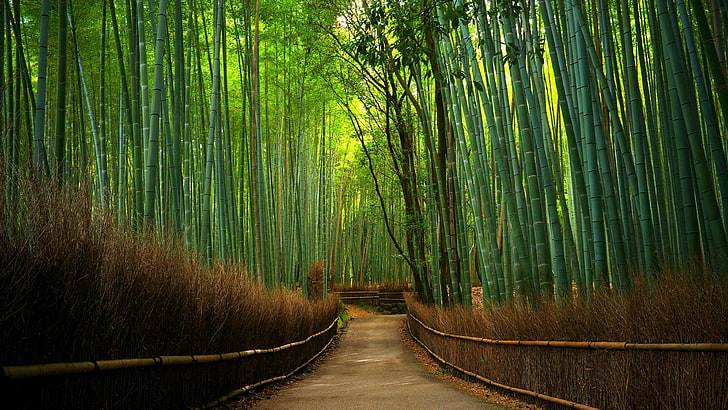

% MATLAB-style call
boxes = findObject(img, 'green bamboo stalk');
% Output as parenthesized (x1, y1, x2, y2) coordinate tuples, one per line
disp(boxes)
(183, 15, 194, 248)
(68, 5, 106, 203)
(656, 0, 713, 260)
(136, 0, 151, 160)
(168, 0, 185, 233)
(675, 0, 728, 260)
(619, 0, 654, 273)
(200, 0, 223, 263)
(126, 0, 144, 225)
(142, 0, 169, 226)
(540, 0, 591, 292)
(109, 0, 132, 220)
(221, 20, 240, 262)
(251, 0, 265, 281)
(503, 10, 552, 296)
(1, 2, 7, 194)
(528, 43, 570, 298)
(98, 0, 110, 203)
(53, 0, 68, 179)
(476, 4, 530, 298)
(32, 0, 51, 176)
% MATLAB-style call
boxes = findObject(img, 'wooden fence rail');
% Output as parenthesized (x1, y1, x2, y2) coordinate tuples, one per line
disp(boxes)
(194, 324, 337, 409)
(407, 311, 728, 409)
(334, 290, 406, 306)
(408, 313, 728, 352)
(2, 318, 338, 380)
(2, 316, 339, 409)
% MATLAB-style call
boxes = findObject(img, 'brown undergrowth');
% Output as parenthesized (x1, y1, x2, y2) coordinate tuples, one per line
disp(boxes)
(407, 272, 728, 409)
(0, 179, 339, 409)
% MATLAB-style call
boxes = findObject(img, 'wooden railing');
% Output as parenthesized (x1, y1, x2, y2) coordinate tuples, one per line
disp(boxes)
(334, 290, 407, 306)
(407, 310, 728, 409)
(1, 317, 339, 409)
(2, 318, 338, 380)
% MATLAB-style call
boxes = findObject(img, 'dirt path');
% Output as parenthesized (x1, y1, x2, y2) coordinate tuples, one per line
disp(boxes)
(252, 315, 509, 409)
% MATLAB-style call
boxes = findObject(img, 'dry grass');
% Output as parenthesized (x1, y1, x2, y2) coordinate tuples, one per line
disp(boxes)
(0, 179, 339, 409)
(407, 271, 728, 409)
(307, 260, 326, 300)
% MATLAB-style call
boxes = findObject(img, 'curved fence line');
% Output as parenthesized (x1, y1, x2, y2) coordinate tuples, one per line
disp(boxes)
(2, 318, 339, 380)
(407, 320, 598, 410)
(194, 326, 337, 409)
(409, 313, 728, 352)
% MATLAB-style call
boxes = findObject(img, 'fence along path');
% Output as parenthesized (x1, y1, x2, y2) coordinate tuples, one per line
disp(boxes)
(1, 318, 338, 409)
(2, 318, 338, 380)
(253, 315, 507, 410)
(407, 311, 728, 409)
(333, 290, 407, 306)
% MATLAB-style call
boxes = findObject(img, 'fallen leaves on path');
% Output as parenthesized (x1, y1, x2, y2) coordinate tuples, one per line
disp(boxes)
(343, 303, 379, 317)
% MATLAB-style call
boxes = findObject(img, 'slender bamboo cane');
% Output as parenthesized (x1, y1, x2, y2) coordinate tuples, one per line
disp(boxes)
(32, 0, 51, 176)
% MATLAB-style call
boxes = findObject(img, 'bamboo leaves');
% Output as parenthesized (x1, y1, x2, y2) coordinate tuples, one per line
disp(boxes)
(427, 0, 728, 303)
(16, 0, 348, 287)
(12, 0, 728, 298)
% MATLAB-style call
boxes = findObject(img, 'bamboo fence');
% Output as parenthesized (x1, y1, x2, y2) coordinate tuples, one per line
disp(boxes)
(193, 327, 337, 409)
(408, 313, 728, 352)
(408, 326, 598, 410)
(2, 318, 338, 380)
(408, 311, 728, 409)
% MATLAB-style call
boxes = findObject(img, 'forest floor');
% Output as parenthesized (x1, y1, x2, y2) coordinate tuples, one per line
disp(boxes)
(223, 303, 540, 409)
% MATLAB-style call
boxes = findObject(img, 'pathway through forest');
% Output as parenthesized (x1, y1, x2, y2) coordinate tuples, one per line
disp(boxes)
(252, 315, 508, 409)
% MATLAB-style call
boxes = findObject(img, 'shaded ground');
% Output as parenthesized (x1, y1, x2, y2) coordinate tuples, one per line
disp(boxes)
(252, 315, 503, 409)
(223, 305, 539, 409)
(223, 305, 540, 410)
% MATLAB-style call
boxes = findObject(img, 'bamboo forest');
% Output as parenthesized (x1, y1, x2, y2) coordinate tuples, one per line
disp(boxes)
(6, 0, 728, 304)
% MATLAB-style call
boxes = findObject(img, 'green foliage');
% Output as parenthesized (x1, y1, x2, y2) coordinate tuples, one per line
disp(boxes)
(0, 176, 339, 409)
(7, 0, 364, 288)
(6, 0, 728, 306)
(337, 301, 351, 328)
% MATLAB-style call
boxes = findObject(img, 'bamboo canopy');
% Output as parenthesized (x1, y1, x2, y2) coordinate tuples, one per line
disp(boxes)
(5, 0, 728, 304)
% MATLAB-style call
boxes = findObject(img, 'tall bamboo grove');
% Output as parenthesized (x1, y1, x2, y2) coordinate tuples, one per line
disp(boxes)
(4, 0, 378, 294)
(340, 0, 727, 305)
(5, 0, 727, 304)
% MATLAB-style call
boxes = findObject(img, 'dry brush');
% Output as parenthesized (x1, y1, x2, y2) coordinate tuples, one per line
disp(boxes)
(406, 273, 728, 409)
(0, 181, 339, 409)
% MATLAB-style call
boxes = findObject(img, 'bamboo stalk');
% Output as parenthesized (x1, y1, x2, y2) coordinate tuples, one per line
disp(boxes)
(31, 0, 51, 176)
